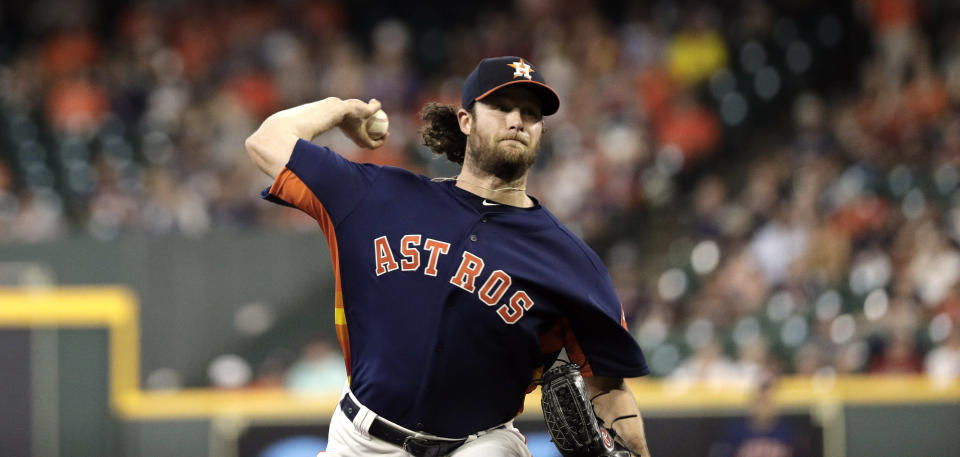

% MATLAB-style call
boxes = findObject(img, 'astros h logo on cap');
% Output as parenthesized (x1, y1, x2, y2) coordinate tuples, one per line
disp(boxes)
(462, 56, 561, 116)
(508, 59, 534, 79)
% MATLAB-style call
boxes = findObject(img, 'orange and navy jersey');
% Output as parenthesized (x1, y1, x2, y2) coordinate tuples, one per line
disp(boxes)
(262, 139, 648, 437)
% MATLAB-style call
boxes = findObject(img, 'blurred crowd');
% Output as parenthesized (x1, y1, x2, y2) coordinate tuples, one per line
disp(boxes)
(628, 0, 960, 386)
(0, 0, 730, 242)
(1, 0, 959, 386)
(197, 335, 347, 392)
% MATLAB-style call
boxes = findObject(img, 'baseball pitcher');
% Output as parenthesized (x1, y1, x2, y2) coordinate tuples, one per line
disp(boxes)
(245, 56, 652, 457)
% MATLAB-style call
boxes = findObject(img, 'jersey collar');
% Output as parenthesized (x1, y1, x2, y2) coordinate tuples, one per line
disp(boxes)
(442, 180, 542, 214)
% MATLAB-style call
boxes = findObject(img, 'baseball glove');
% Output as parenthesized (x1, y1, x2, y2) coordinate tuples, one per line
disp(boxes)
(540, 362, 637, 457)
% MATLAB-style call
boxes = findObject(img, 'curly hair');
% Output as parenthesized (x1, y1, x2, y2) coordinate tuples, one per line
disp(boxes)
(419, 102, 469, 165)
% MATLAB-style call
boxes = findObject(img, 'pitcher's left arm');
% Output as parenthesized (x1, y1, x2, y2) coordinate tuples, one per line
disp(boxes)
(585, 376, 651, 457)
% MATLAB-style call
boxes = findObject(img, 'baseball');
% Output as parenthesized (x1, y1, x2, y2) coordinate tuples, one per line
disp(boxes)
(364, 109, 389, 140)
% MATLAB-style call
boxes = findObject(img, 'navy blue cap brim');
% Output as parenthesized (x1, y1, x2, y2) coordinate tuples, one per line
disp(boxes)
(472, 80, 561, 116)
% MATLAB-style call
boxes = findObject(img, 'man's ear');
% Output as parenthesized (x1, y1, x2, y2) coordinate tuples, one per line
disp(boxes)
(457, 108, 472, 136)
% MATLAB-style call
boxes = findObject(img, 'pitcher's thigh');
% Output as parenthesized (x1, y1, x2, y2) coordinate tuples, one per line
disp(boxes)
(449, 428, 530, 457)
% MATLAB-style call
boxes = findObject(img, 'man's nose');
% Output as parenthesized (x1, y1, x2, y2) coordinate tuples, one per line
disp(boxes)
(505, 109, 524, 131)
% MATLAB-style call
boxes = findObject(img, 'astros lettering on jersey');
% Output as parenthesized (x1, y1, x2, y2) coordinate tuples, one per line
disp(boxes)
(263, 140, 649, 437)
(375, 235, 534, 324)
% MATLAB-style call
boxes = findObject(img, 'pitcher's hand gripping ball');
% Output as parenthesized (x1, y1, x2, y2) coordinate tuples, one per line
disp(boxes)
(541, 363, 638, 457)
(363, 109, 389, 140)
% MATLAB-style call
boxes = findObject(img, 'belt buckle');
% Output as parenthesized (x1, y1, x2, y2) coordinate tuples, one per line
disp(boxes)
(402, 436, 440, 457)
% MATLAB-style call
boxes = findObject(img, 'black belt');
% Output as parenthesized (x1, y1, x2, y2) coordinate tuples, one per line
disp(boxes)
(339, 395, 468, 457)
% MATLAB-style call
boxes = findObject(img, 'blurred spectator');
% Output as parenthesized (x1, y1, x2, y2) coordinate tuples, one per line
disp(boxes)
(667, 7, 727, 87)
(733, 336, 773, 388)
(669, 338, 739, 388)
(860, 0, 920, 85)
(710, 246, 770, 317)
(251, 349, 295, 389)
(907, 222, 960, 307)
(866, 331, 922, 374)
(749, 204, 809, 287)
(834, 341, 870, 374)
(709, 376, 805, 457)
(140, 167, 211, 236)
(284, 337, 346, 392)
(8, 191, 67, 242)
(208, 353, 253, 389)
(792, 343, 827, 376)
(691, 174, 730, 238)
(924, 321, 960, 385)
(876, 294, 922, 338)
(936, 284, 960, 322)
(655, 93, 721, 165)
(42, 29, 100, 77)
(46, 77, 110, 134)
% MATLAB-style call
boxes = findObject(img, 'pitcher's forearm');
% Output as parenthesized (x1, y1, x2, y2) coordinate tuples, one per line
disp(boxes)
(587, 377, 652, 457)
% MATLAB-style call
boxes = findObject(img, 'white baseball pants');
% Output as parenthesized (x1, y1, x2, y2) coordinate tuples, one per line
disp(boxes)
(321, 391, 532, 457)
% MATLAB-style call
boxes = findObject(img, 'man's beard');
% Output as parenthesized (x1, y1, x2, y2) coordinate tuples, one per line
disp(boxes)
(466, 132, 538, 182)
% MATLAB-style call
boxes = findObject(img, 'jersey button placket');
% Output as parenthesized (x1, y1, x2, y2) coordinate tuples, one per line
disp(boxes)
(469, 234, 478, 242)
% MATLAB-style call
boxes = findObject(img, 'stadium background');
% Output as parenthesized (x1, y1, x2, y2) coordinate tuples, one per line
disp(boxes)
(1, 0, 958, 456)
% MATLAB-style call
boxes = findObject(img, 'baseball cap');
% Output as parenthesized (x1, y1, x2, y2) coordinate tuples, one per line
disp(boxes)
(462, 56, 560, 116)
